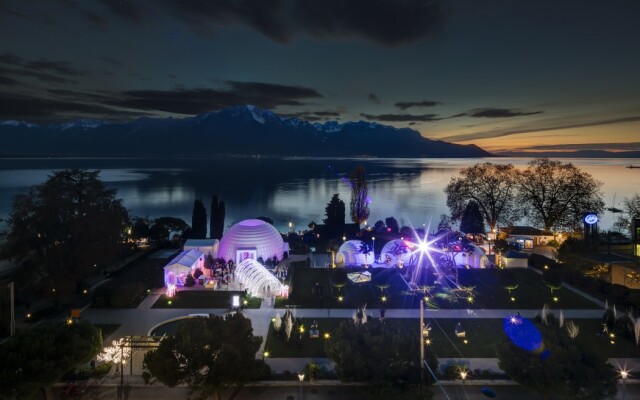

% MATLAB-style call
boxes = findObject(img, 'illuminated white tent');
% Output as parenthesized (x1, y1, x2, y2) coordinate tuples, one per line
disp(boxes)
(164, 249, 204, 286)
(235, 259, 282, 298)
(336, 240, 373, 267)
(217, 219, 285, 264)
(379, 239, 418, 267)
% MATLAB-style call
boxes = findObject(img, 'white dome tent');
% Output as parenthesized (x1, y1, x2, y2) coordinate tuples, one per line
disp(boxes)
(379, 239, 418, 268)
(217, 219, 285, 265)
(336, 240, 374, 267)
(235, 259, 282, 298)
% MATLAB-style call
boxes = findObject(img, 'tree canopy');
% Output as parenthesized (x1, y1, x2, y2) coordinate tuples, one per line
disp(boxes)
(459, 200, 485, 234)
(349, 166, 370, 225)
(517, 158, 605, 232)
(324, 193, 346, 228)
(149, 216, 189, 242)
(497, 314, 617, 400)
(0, 320, 102, 399)
(445, 162, 520, 231)
(325, 318, 437, 389)
(143, 313, 267, 400)
(210, 194, 225, 240)
(2, 169, 129, 292)
(191, 199, 208, 239)
(613, 193, 640, 234)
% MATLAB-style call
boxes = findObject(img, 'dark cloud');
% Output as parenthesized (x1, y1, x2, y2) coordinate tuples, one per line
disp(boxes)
(293, 0, 443, 46)
(84, 11, 108, 28)
(160, 0, 442, 46)
(520, 142, 640, 151)
(395, 100, 441, 110)
(368, 93, 381, 104)
(360, 112, 440, 122)
(0, 66, 76, 84)
(440, 115, 640, 142)
(465, 108, 543, 118)
(0, 4, 54, 24)
(0, 92, 149, 120)
(161, 0, 289, 41)
(0, 75, 19, 86)
(280, 110, 341, 121)
(108, 81, 323, 115)
(100, 0, 145, 24)
(0, 52, 88, 85)
(25, 60, 87, 76)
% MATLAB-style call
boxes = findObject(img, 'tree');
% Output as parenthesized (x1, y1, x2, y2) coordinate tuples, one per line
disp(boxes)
(150, 217, 189, 242)
(517, 158, 605, 232)
(191, 199, 207, 239)
(373, 220, 386, 233)
(325, 318, 437, 389)
(184, 273, 196, 287)
(459, 200, 485, 235)
(436, 214, 453, 232)
(497, 314, 617, 400)
(349, 166, 370, 225)
(2, 169, 129, 292)
(0, 320, 102, 399)
(143, 314, 267, 400)
(613, 193, 640, 234)
(324, 193, 345, 228)
(445, 162, 520, 231)
(210, 195, 225, 240)
(131, 216, 152, 242)
(385, 217, 400, 234)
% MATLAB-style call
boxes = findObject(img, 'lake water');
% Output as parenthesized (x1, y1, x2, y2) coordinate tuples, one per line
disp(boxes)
(0, 157, 639, 233)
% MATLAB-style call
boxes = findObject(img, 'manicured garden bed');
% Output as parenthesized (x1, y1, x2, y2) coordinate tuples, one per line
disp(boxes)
(279, 268, 601, 310)
(151, 290, 261, 309)
(264, 317, 640, 359)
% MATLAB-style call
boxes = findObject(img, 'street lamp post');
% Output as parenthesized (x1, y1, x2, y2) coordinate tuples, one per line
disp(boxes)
(460, 370, 468, 397)
(298, 373, 305, 400)
(372, 236, 376, 263)
(620, 369, 629, 400)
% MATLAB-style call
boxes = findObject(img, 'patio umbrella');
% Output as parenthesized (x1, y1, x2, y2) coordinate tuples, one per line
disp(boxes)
(347, 271, 371, 284)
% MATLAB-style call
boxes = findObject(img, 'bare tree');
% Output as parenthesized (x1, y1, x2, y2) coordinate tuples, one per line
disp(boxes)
(349, 166, 370, 225)
(517, 158, 604, 232)
(445, 162, 520, 231)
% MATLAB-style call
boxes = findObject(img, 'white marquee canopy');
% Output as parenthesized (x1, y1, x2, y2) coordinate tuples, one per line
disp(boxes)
(235, 259, 282, 298)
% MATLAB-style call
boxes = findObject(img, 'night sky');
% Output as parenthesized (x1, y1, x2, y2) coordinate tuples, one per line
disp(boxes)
(1, 0, 639, 152)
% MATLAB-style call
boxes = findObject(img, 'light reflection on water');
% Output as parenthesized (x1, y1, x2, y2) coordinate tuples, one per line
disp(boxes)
(0, 157, 638, 232)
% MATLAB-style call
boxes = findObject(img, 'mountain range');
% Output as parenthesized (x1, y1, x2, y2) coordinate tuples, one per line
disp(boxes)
(495, 150, 640, 158)
(0, 106, 491, 158)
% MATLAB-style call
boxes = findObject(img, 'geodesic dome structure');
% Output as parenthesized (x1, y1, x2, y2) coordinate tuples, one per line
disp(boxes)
(217, 219, 284, 264)
(235, 259, 281, 298)
(379, 239, 417, 267)
(336, 240, 373, 267)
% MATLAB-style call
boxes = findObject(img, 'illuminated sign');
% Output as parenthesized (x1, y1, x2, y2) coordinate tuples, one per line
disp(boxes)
(583, 214, 598, 225)
(231, 295, 240, 308)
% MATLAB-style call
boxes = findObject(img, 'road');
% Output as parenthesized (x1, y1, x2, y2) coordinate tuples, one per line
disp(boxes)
(52, 382, 640, 400)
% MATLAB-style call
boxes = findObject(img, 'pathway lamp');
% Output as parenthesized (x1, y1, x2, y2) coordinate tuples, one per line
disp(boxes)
(298, 373, 305, 400)
(620, 369, 629, 400)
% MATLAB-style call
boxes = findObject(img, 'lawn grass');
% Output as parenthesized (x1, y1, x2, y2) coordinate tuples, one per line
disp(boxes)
(280, 267, 600, 310)
(263, 317, 640, 359)
(95, 323, 121, 339)
(264, 318, 346, 358)
(151, 290, 261, 309)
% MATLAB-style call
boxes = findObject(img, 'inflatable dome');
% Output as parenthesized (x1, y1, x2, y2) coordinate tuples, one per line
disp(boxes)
(217, 219, 284, 264)
(452, 243, 489, 268)
(379, 239, 418, 267)
(336, 240, 373, 267)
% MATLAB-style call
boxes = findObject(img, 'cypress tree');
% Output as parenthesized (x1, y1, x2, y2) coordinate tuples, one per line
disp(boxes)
(191, 199, 207, 239)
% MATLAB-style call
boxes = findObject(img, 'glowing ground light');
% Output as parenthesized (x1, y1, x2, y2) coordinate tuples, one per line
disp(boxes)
(467, 296, 474, 303)
(425, 338, 432, 345)
(381, 296, 388, 302)
(510, 297, 516, 302)
(83, 289, 88, 294)
(299, 326, 305, 333)
(324, 333, 331, 339)
(263, 351, 270, 358)
(243, 299, 249, 305)
(167, 300, 172, 305)
(26, 313, 31, 319)
(271, 317, 276, 322)
(463, 339, 469, 344)
(553, 297, 559, 302)
(338, 296, 344, 302)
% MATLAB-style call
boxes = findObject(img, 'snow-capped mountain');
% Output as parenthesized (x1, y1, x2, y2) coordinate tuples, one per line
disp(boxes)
(0, 105, 491, 157)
